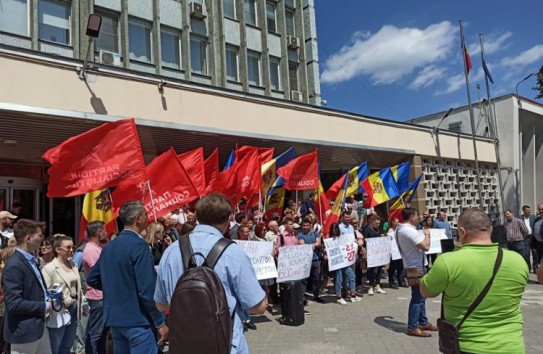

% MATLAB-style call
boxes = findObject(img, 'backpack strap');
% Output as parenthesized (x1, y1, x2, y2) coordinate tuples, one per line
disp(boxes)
(205, 238, 234, 269)
(179, 233, 196, 270)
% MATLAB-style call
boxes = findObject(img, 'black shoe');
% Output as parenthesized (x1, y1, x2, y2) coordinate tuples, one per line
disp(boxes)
(246, 321, 257, 330)
(303, 300, 308, 306)
(243, 322, 248, 332)
(313, 297, 326, 304)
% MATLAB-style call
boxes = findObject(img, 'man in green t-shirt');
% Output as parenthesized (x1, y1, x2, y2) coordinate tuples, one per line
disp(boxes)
(420, 208, 528, 354)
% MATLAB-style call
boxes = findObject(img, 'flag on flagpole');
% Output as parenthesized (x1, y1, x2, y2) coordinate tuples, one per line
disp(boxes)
(359, 167, 400, 207)
(276, 151, 319, 190)
(237, 146, 275, 165)
(389, 174, 423, 222)
(178, 147, 205, 197)
(78, 189, 117, 242)
(42, 118, 146, 197)
(261, 147, 296, 196)
(482, 57, 494, 84)
(323, 172, 349, 237)
(204, 148, 219, 194)
(391, 161, 411, 193)
(264, 176, 286, 221)
(326, 162, 368, 201)
(462, 36, 472, 74)
(223, 149, 235, 170)
(314, 182, 330, 225)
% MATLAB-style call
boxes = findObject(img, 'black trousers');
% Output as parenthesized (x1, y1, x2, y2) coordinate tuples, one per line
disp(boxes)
(388, 259, 404, 284)
(303, 260, 322, 299)
(367, 266, 382, 287)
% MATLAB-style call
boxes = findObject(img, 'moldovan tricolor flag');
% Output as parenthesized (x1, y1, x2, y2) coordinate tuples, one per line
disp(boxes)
(178, 147, 205, 197)
(360, 167, 400, 207)
(42, 118, 146, 197)
(389, 174, 423, 222)
(112, 148, 199, 220)
(276, 151, 318, 190)
(326, 162, 368, 200)
(78, 189, 117, 242)
(314, 182, 330, 225)
(264, 176, 286, 221)
(391, 161, 411, 193)
(261, 147, 296, 196)
(204, 148, 219, 194)
(323, 172, 349, 237)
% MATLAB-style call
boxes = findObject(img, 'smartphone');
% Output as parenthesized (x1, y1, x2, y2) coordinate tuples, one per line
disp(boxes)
(440, 239, 455, 253)
(49, 283, 62, 292)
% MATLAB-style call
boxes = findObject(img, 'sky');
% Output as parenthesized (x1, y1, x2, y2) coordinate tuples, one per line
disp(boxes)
(314, 0, 543, 121)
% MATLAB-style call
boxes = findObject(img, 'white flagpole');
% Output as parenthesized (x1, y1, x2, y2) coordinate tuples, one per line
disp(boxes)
(146, 180, 158, 222)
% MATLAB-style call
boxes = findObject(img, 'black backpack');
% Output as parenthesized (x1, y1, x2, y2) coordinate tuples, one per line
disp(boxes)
(168, 234, 234, 354)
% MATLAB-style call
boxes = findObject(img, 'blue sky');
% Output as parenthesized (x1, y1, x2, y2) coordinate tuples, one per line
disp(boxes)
(315, 0, 543, 121)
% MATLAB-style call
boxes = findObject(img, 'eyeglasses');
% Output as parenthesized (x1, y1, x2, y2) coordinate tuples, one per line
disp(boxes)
(60, 246, 75, 251)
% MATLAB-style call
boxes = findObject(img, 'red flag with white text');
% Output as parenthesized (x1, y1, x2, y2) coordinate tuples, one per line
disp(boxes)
(276, 151, 319, 190)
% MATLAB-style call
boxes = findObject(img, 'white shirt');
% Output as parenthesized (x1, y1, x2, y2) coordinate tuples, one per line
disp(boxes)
(522, 217, 532, 235)
(396, 223, 428, 268)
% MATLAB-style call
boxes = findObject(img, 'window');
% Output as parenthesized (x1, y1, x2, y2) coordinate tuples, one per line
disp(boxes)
(161, 29, 181, 69)
(225, 46, 239, 81)
(223, 0, 235, 19)
(266, 2, 276, 32)
(243, 0, 256, 26)
(285, 9, 295, 36)
(38, 0, 71, 45)
(0, 0, 28, 36)
(95, 12, 119, 53)
(190, 36, 207, 75)
(247, 51, 261, 86)
(128, 20, 152, 63)
(289, 62, 298, 91)
(269, 57, 281, 91)
(284, 0, 295, 7)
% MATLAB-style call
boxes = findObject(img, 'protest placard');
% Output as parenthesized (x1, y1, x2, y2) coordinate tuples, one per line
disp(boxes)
(235, 240, 278, 280)
(276, 245, 313, 283)
(421, 228, 448, 254)
(323, 235, 357, 271)
(388, 232, 402, 260)
(366, 237, 392, 268)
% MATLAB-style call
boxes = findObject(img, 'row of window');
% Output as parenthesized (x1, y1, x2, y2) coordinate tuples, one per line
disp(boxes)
(223, 0, 296, 36)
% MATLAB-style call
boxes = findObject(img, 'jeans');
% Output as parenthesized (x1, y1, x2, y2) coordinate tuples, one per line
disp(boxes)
(303, 260, 321, 299)
(334, 266, 355, 295)
(74, 297, 89, 354)
(49, 304, 78, 354)
(367, 266, 382, 287)
(85, 299, 109, 354)
(508, 240, 528, 265)
(111, 326, 157, 354)
(408, 285, 428, 330)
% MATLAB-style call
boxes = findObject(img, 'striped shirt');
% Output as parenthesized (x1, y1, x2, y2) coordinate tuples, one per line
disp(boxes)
(504, 217, 529, 242)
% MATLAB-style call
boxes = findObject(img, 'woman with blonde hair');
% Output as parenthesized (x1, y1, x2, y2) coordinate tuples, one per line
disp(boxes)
(42, 235, 82, 354)
(145, 222, 165, 265)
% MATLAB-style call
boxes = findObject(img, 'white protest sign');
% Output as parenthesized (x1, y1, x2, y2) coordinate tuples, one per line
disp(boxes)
(234, 240, 277, 280)
(366, 237, 392, 268)
(421, 228, 448, 255)
(276, 245, 313, 283)
(387, 231, 402, 261)
(323, 235, 357, 272)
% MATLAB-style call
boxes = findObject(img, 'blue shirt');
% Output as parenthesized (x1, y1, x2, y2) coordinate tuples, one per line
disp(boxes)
(73, 250, 83, 271)
(154, 224, 265, 354)
(298, 231, 320, 261)
(15, 248, 49, 310)
(339, 223, 355, 237)
(434, 219, 452, 239)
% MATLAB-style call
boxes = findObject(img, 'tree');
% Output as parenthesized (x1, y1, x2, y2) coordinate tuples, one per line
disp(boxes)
(534, 65, 543, 100)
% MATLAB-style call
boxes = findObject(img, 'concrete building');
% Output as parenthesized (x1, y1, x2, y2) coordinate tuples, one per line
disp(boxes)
(411, 94, 543, 217)
(0, 1, 500, 236)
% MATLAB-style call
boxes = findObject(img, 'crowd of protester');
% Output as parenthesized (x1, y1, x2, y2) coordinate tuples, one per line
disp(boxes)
(0, 196, 541, 353)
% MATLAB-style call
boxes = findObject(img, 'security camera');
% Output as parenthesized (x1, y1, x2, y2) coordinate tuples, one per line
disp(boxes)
(158, 80, 167, 93)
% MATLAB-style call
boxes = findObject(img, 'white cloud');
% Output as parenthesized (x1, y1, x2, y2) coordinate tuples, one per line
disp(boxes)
(409, 65, 447, 89)
(468, 31, 512, 56)
(500, 44, 543, 67)
(435, 73, 465, 95)
(321, 21, 456, 85)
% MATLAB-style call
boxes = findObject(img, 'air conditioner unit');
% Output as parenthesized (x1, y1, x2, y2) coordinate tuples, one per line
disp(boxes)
(287, 35, 299, 49)
(189, 2, 206, 19)
(291, 90, 303, 102)
(99, 50, 122, 66)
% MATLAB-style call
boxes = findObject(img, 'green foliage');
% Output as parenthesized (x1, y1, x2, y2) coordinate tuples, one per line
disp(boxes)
(534, 65, 543, 100)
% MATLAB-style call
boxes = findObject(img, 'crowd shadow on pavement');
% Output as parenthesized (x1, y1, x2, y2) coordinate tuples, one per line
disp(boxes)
(374, 315, 407, 333)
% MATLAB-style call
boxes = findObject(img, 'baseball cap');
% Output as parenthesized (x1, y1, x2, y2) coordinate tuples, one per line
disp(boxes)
(0, 211, 17, 219)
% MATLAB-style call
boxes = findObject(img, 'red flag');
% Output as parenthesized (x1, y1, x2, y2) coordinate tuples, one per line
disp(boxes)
(234, 148, 262, 199)
(463, 39, 472, 74)
(112, 148, 199, 220)
(237, 146, 275, 164)
(204, 148, 219, 194)
(207, 168, 238, 205)
(178, 148, 205, 197)
(42, 118, 146, 197)
(245, 193, 260, 209)
(314, 182, 330, 225)
(276, 151, 318, 190)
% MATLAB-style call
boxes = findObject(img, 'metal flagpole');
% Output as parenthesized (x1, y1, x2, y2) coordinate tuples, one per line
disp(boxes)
(460, 21, 484, 209)
(480, 33, 506, 222)
(146, 180, 158, 222)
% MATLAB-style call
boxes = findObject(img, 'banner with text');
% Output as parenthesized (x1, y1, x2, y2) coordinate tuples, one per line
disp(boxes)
(276, 245, 313, 283)
(323, 235, 358, 271)
(388, 232, 402, 261)
(421, 229, 448, 255)
(366, 237, 392, 268)
(235, 240, 277, 280)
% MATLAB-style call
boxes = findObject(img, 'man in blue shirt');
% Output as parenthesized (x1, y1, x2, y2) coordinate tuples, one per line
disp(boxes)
(339, 211, 355, 237)
(155, 194, 267, 354)
(434, 211, 452, 239)
(298, 218, 324, 303)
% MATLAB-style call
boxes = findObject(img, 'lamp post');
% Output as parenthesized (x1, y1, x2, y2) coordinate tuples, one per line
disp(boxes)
(515, 73, 534, 107)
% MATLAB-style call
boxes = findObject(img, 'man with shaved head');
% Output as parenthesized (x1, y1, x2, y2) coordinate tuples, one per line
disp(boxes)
(421, 208, 528, 354)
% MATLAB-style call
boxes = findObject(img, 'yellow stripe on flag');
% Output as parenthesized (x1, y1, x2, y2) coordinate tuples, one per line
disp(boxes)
(82, 189, 114, 224)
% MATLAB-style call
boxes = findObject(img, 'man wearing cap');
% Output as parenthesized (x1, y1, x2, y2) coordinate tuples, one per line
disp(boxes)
(0, 210, 17, 249)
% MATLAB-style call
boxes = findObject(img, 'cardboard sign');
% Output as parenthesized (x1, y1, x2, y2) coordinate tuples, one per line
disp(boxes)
(235, 240, 278, 280)
(366, 237, 392, 268)
(323, 235, 358, 272)
(276, 245, 313, 283)
(421, 228, 448, 255)
(387, 231, 402, 261)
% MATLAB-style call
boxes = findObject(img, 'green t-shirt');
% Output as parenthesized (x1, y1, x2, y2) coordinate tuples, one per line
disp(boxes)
(421, 243, 528, 354)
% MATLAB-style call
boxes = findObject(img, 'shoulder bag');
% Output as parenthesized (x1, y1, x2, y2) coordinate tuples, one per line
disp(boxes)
(395, 228, 425, 287)
(437, 247, 503, 354)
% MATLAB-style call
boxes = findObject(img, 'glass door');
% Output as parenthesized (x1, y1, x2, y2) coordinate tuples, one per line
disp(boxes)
(0, 188, 6, 211)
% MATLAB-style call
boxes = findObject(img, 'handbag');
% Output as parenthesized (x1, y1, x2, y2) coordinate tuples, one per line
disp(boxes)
(437, 247, 503, 354)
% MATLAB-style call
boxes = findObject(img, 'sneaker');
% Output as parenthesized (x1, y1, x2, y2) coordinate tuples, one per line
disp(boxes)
(337, 297, 347, 305)
(368, 287, 374, 296)
(376, 286, 387, 294)
(350, 296, 362, 302)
